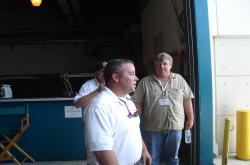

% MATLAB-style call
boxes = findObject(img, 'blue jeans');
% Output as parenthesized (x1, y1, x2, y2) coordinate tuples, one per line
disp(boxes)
(143, 130, 182, 165)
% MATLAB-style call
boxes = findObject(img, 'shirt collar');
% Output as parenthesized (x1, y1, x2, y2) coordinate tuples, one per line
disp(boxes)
(151, 72, 174, 82)
(103, 87, 122, 103)
(103, 87, 132, 103)
(94, 77, 100, 85)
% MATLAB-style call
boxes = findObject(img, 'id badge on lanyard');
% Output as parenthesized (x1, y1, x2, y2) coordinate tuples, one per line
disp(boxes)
(159, 90, 170, 106)
(159, 98, 170, 105)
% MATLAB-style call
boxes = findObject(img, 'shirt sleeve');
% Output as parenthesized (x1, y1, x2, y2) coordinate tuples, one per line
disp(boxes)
(181, 77, 194, 100)
(133, 79, 145, 103)
(74, 82, 91, 102)
(84, 104, 114, 151)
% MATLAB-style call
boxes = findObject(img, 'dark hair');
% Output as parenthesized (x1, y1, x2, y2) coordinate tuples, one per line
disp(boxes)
(104, 59, 134, 84)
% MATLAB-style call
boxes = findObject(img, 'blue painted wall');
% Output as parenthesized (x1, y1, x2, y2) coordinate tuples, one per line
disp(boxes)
(194, 0, 213, 164)
(0, 101, 86, 161)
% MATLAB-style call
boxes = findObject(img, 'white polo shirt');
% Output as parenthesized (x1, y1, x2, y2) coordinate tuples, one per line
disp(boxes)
(74, 78, 99, 102)
(83, 87, 142, 165)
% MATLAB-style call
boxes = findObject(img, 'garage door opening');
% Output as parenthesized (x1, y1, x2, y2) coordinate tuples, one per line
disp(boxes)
(0, 0, 198, 164)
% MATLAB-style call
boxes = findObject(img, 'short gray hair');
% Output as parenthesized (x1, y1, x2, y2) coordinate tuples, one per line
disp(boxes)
(104, 59, 134, 84)
(153, 52, 173, 65)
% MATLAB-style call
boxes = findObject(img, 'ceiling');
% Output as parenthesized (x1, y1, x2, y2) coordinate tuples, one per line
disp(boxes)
(0, 0, 141, 44)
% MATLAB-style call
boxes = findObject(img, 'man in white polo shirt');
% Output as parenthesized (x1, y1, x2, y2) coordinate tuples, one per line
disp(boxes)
(83, 59, 151, 165)
(74, 60, 107, 108)
(74, 60, 107, 165)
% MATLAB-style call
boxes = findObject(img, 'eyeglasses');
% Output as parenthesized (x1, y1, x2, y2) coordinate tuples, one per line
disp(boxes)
(118, 98, 139, 118)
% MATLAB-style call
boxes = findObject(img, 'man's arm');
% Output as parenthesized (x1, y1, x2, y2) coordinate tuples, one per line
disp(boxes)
(94, 150, 119, 165)
(134, 101, 143, 114)
(74, 85, 102, 108)
(183, 99, 194, 129)
(141, 139, 152, 165)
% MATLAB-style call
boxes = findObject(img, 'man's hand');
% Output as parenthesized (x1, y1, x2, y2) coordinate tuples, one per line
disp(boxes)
(97, 83, 105, 93)
(185, 119, 193, 130)
(141, 141, 152, 165)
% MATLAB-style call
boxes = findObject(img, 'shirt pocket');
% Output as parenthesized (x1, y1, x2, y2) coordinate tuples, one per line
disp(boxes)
(167, 88, 183, 101)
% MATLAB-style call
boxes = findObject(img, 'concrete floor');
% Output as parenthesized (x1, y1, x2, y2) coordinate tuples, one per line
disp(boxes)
(213, 154, 250, 165)
(2, 155, 250, 165)
(1, 161, 86, 165)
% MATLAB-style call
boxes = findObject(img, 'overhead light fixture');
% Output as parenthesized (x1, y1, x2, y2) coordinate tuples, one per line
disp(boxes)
(31, 0, 42, 7)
